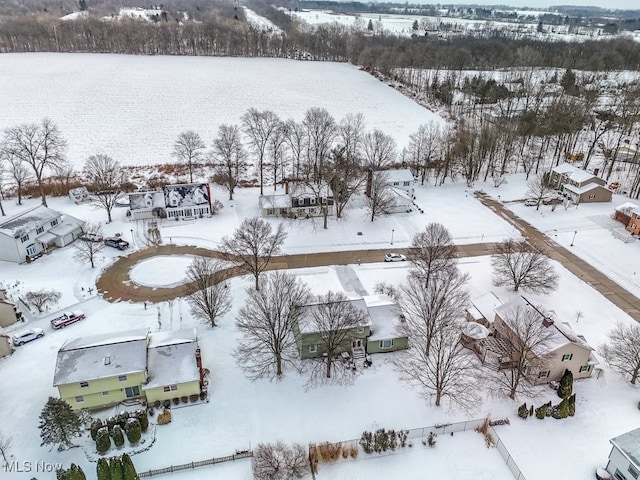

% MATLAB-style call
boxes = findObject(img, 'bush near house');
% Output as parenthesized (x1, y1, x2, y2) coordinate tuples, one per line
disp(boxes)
(96, 428, 111, 454)
(124, 419, 141, 444)
(111, 425, 125, 447)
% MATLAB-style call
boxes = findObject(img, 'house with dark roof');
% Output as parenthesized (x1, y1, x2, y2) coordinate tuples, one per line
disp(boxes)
(128, 183, 213, 221)
(607, 427, 640, 480)
(259, 182, 334, 218)
(0, 205, 84, 263)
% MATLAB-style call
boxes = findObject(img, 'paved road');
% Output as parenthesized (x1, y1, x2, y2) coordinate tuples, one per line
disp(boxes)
(96, 243, 502, 303)
(96, 197, 640, 323)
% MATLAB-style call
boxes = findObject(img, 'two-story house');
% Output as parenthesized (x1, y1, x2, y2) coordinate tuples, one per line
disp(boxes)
(0, 327, 12, 358)
(128, 183, 213, 221)
(0, 205, 84, 263)
(606, 427, 640, 480)
(549, 163, 612, 204)
(625, 206, 640, 236)
(259, 182, 334, 218)
(0, 288, 21, 328)
(493, 296, 597, 385)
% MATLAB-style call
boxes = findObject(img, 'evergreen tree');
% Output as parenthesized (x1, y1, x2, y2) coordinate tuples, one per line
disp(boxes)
(536, 21, 544, 33)
(90, 418, 104, 441)
(38, 397, 82, 449)
(56, 464, 86, 480)
(535, 403, 547, 419)
(367, 19, 374, 31)
(111, 425, 125, 447)
(412, 19, 419, 31)
(122, 453, 139, 480)
(560, 69, 578, 95)
(79, 0, 88, 11)
(97, 458, 110, 480)
(517, 402, 529, 419)
(567, 393, 576, 417)
(557, 369, 574, 399)
(135, 410, 148, 432)
(125, 419, 141, 444)
(96, 428, 111, 454)
(109, 456, 124, 480)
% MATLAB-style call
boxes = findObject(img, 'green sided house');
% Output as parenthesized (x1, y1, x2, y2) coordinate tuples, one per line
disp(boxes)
(53, 328, 204, 410)
(295, 294, 408, 361)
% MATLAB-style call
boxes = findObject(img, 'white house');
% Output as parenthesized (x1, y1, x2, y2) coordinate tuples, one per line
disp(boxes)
(383, 169, 415, 198)
(606, 427, 640, 480)
(128, 183, 213, 221)
(0, 206, 84, 263)
(68, 187, 90, 204)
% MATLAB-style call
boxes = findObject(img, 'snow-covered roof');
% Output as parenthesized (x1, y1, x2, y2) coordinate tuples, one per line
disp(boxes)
(383, 169, 414, 183)
(0, 206, 61, 238)
(553, 163, 598, 184)
(389, 187, 413, 204)
(563, 183, 609, 195)
(615, 202, 638, 215)
(53, 329, 149, 386)
(363, 294, 404, 341)
(467, 292, 503, 323)
(260, 194, 291, 209)
(129, 191, 165, 210)
(462, 322, 489, 340)
(298, 298, 371, 334)
(164, 184, 210, 208)
(551, 163, 576, 174)
(495, 297, 592, 356)
(611, 428, 640, 469)
(289, 183, 333, 198)
(144, 329, 199, 390)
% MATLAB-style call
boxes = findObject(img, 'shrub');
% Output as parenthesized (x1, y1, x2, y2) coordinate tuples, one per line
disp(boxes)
(90, 418, 104, 441)
(190, 394, 199, 402)
(111, 425, 125, 447)
(317, 442, 342, 463)
(157, 409, 172, 425)
(518, 402, 529, 419)
(568, 394, 576, 417)
(398, 430, 409, 448)
(122, 453, 139, 480)
(558, 369, 574, 399)
(135, 410, 149, 432)
(125, 418, 141, 444)
(96, 428, 111, 454)
(147, 408, 155, 417)
(350, 444, 358, 458)
(106, 416, 119, 432)
(373, 429, 388, 453)
(359, 431, 374, 454)
(97, 458, 110, 480)
(154, 400, 161, 409)
(116, 412, 130, 429)
(172, 397, 180, 405)
(427, 432, 437, 447)
(535, 403, 548, 419)
(181, 396, 188, 404)
(163, 399, 171, 409)
(109, 456, 124, 480)
(200, 391, 207, 401)
(388, 429, 398, 451)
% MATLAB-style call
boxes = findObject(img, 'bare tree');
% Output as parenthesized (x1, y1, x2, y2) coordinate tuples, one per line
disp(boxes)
(407, 122, 442, 185)
(235, 272, 311, 380)
(252, 442, 309, 480)
(491, 239, 559, 293)
(362, 129, 397, 170)
(0, 430, 11, 463)
(283, 119, 308, 180)
(183, 257, 232, 327)
(83, 154, 124, 223)
(1, 118, 67, 207)
(338, 112, 365, 167)
(408, 223, 458, 288)
(484, 305, 556, 399)
(268, 120, 288, 191)
(366, 171, 396, 222)
(172, 130, 206, 183)
(306, 291, 366, 382)
(525, 175, 552, 210)
(242, 109, 280, 195)
(396, 320, 480, 409)
(220, 217, 287, 290)
(1, 151, 33, 205)
(326, 146, 365, 219)
(303, 107, 337, 182)
(73, 223, 105, 268)
(212, 124, 246, 201)
(600, 321, 640, 384)
(0, 158, 6, 216)
(25, 289, 61, 313)
(399, 268, 469, 358)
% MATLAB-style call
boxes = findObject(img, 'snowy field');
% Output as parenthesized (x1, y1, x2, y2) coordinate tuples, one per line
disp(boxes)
(1, 172, 640, 479)
(0, 53, 445, 170)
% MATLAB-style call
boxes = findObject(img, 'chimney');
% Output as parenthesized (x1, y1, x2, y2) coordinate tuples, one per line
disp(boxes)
(285, 181, 289, 194)
(195, 348, 204, 387)
(542, 317, 554, 328)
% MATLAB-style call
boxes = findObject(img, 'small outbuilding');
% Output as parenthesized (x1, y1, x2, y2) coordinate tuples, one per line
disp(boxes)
(0, 327, 12, 358)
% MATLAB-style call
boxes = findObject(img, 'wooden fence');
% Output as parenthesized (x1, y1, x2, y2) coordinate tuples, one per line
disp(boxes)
(138, 451, 253, 478)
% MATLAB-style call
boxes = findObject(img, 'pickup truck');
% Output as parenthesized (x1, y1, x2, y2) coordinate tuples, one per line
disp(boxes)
(104, 237, 130, 250)
(50, 311, 86, 329)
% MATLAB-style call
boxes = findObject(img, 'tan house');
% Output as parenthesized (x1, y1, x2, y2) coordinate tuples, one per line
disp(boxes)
(549, 163, 611, 204)
(0, 288, 21, 328)
(53, 328, 204, 410)
(563, 183, 612, 204)
(614, 202, 639, 226)
(466, 291, 503, 328)
(0, 327, 12, 358)
(493, 296, 597, 385)
(626, 206, 640, 236)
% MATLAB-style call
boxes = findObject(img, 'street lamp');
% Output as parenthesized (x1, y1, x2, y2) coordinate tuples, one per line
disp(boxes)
(571, 231, 577, 246)
(130, 229, 134, 246)
(391, 229, 395, 245)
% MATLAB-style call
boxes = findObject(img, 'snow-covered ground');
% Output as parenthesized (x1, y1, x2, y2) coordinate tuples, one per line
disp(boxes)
(1, 54, 639, 480)
(0, 54, 445, 170)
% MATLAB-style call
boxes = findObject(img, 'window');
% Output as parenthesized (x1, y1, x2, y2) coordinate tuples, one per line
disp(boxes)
(118, 375, 127, 382)
(310, 197, 316, 205)
(616, 469, 630, 480)
(579, 365, 590, 373)
(588, 194, 596, 200)
(75, 396, 84, 403)
(356, 326, 364, 334)
(629, 464, 639, 479)
(403, 181, 410, 186)
(297, 198, 304, 206)
(321, 197, 327, 204)
(562, 354, 573, 361)
(537, 370, 550, 379)
(393, 181, 399, 186)
(267, 209, 274, 216)
(124, 386, 140, 398)
(379, 339, 393, 349)
(26, 244, 37, 256)
(308, 345, 317, 354)
(51, 219, 58, 227)
(163, 385, 178, 392)
(102, 391, 109, 396)
(36, 226, 44, 234)
(20, 234, 29, 243)
(80, 381, 89, 388)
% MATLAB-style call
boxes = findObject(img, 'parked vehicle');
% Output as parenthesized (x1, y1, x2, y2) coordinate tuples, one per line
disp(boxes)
(524, 199, 538, 206)
(104, 237, 130, 250)
(384, 253, 406, 262)
(50, 311, 86, 329)
(12, 328, 44, 346)
(609, 182, 620, 191)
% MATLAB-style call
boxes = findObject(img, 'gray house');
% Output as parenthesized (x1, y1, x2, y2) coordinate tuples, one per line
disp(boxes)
(607, 427, 640, 480)
(0, 206, 84, 263)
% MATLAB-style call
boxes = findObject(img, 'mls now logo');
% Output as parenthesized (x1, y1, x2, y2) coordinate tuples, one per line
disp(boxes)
(4, 461, 64, 473)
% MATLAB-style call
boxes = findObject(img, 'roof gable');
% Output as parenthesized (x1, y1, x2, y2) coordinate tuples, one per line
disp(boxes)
(0, 206, 61, 238)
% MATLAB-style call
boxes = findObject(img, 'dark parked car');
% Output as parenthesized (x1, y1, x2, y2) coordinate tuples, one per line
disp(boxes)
(104, 237, 129, 250)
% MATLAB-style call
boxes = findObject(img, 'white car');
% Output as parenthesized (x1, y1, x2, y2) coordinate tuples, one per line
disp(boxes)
(384, 253, 407, 262)
(12, 328, 45, 346)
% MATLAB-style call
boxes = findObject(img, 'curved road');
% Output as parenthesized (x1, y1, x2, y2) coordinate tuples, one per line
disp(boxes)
(97, 197, 640, 323)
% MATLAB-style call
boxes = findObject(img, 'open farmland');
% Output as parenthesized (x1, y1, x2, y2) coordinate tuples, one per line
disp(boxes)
(0, 53, 446, 169)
